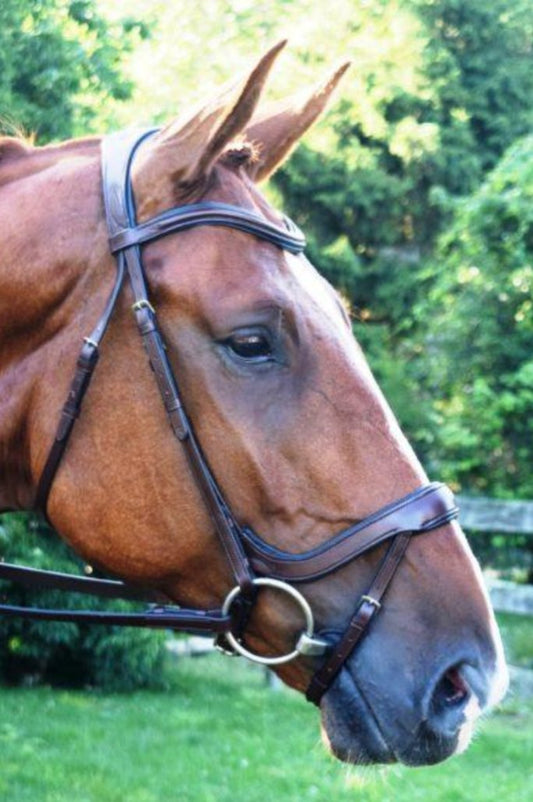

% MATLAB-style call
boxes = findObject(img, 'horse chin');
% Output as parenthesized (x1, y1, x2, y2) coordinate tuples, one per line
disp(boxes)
(319, 669, 462, 767)
(319, 670, 397, 765)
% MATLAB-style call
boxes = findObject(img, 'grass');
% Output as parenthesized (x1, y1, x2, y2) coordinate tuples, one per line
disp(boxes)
(497, 612, 533, 668)
(1, 653, 532, 802)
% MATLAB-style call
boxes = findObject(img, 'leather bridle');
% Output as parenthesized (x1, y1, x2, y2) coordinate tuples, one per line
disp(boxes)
(0, 129, 459, 705)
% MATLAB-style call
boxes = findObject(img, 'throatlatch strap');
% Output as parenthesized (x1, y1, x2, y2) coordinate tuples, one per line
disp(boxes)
(34, 258, 125, 514)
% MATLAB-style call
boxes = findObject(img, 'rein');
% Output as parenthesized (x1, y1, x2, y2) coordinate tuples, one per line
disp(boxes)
(0, 129, 459, 704)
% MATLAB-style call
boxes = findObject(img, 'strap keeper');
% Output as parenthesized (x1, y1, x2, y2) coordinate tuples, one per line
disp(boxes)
(132, 298, 155, 314)
(360, 594, 382, 610)
(77, 341, 100, 370)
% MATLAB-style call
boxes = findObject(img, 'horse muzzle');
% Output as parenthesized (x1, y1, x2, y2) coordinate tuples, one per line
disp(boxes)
(319, 636, 509, 766)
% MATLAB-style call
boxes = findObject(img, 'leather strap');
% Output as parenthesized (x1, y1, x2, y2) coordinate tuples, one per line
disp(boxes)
(0, 603, 232, 633)
(0, 561, 230, 632)
(109, 201, 305, 255)
(101, 130, 259, 596)
(127, 287, 254, 592)
(0, 561, 163, 602)
(241, 483, 457, 582)
(306, 533, 410, 704)
(34, 257, 125, 513)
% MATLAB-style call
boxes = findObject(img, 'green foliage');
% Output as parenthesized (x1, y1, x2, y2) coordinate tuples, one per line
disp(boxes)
(413, 0, 533, 175)
(0, 514, 169, 690)
(0, 0, 148, 141)
(416, 136, 533, 497)
(275, 0, 533, 315)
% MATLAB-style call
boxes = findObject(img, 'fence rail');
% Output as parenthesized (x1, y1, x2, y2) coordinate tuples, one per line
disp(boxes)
(455, 494, 533, 617)
(457, 495, 533, 535)
(485, 578, 533, 616)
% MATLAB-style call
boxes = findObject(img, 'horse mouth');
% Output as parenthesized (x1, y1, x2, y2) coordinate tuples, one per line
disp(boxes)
(319, 669, 398, 765)
(319, 667, 464, 767)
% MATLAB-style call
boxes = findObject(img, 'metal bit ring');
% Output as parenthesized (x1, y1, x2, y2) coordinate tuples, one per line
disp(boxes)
(221, 577, 327, 666)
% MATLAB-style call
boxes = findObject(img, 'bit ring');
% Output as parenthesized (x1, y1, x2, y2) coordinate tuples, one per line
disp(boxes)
(221, 577, 327, 666)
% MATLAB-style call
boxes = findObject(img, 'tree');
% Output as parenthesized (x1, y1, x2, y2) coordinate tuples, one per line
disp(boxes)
(0, 0, 148, 141)
(276, 0, 533, 329)
(415, 135, 533, 498)
(413, 0, 533, 179)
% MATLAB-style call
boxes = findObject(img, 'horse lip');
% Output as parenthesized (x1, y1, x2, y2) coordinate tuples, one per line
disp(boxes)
(320, 662, 466, 767)
(320, 668, 397, 764)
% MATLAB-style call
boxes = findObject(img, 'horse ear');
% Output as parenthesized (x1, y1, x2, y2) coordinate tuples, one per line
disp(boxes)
(132, 41, 286, 217)
(245, 62, 350, 182)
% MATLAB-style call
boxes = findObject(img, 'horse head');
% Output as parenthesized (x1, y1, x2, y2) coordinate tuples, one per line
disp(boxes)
(0, 42, 507, 766)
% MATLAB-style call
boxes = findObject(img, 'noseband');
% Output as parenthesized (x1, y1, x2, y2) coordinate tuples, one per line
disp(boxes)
(0, 129, 459, 705)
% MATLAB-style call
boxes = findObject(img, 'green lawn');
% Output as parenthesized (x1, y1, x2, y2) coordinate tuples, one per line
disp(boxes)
(1, 653, 532, 802)
(498, 611, 533, 668)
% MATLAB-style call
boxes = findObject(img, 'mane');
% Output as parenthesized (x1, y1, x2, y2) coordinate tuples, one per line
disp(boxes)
(0, 135, 31, 161)
(0, 135, 101, 187)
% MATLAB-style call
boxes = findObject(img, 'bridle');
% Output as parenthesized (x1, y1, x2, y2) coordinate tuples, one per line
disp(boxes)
(0, 129, 459, 705)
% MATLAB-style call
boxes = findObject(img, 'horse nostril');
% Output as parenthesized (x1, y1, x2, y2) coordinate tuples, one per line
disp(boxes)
(428, 663, 472, 735)
(438, 666, 470, 707)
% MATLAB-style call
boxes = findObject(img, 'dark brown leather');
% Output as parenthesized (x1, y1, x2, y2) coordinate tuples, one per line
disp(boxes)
(0, 561, 231, 632)
(0, 561, 162, 602)
(34, 261, 125, 514)
(109, 202, 305, 255)
(0, 602, 232, 633)
(306, 534, 411, 704)
(242, 483, 457, 582)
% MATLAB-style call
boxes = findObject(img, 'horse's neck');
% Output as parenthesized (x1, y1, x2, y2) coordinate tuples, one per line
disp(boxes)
(0, 140, 106, 509)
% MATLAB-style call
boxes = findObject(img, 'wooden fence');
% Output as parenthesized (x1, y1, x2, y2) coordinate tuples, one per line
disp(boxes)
(457, 495, 533, 535)
(457, 494, 533, 616)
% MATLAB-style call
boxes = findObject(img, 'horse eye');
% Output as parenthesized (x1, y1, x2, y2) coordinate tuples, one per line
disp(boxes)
(224, 332, 273, 361)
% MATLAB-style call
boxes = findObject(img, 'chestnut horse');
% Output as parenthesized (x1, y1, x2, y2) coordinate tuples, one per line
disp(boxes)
(0, 44, 507, 766)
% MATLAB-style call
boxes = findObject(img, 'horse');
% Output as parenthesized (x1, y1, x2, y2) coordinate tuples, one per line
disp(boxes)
(0, 42, 507, 766)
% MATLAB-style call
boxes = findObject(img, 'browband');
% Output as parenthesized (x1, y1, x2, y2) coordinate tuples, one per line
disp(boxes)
(109, 201, 306, 255)
(104, 127, 306, 256)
